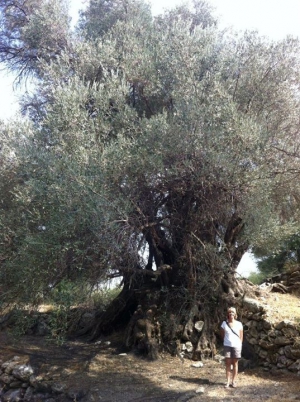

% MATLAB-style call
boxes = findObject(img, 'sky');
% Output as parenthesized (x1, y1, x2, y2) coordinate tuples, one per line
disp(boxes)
(1, 0, 300, 275)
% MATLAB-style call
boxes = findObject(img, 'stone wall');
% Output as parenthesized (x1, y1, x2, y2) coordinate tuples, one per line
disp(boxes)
(241, 296, 300, 374)
(0, 356, 84, 402)
(265, 267, 300, 294)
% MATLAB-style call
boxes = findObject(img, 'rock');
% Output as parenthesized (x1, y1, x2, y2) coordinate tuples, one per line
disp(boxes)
(257, 349, 268, 359)
(242, 297, 263, 313)
(51, 382, 67, 394)
(252, 312, 263, 320)
(194, 321, 204, 332)
(281, 327, 300, 338)
(9, 381, 23, 389)
(4, 361, 23, 375)
(185, 341, 193, 353)
(1, 357, 20, 371)
(261, 319, 272, 330)
(213, 354, 224, 363)
(103, 341, 111, 346)
(289, 348, 300, 359)
(32, 393, 52, 401)
(195, 386, 205, 394)
(277, 355, 294, 368)
(274, 336, 293, 346)
(0, 373, 14, 384)
(287, 360, 300, 373)
(283, 345, 294, 359)
(247, 337, 257, 345)
(248, 326, 259, 338)
(12, 365, 34, 381)
(29, 375, 52, 393)
(258, 340, 276, 350)
(191, 361, 204, 368)
(275, 320, 294, 330)
(271, 283, 288, 293)
(2, 388, 23, 402)
(259, 333, 268, 340)
(267, 329, 281, 339)
(23, 387, 34, 402)
(245, 320, 257, 329)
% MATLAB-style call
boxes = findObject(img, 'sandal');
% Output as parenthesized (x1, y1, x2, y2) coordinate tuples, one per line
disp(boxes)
(231, 382, 237, 388)
(224, 383, 230, 388)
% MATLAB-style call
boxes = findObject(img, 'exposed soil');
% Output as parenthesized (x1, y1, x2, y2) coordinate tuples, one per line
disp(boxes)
(0, 329, 300, 402)
(0, 288, 299, 401)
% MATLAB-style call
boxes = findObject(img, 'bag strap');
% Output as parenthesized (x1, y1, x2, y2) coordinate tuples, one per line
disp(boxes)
(226, 321, 240, 338)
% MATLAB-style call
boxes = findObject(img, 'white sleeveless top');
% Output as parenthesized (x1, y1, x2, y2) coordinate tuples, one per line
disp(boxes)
(221, 320, 243, 348)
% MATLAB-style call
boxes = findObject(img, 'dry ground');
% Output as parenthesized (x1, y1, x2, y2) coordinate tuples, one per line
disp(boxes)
(0, 291, 300, 401)
(257, 291, 300, 324)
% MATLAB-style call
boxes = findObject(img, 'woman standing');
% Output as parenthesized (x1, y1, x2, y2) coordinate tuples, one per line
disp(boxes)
(220, 307, 243, 388)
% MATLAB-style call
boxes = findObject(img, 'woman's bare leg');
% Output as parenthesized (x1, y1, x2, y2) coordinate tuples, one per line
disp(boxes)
(232, 358, 238, 386)
(225, 358, 232, 386)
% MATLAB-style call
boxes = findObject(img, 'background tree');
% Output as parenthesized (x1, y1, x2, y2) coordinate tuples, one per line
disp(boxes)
(1, 0, 300, 357)
(252, 234, 300, 279)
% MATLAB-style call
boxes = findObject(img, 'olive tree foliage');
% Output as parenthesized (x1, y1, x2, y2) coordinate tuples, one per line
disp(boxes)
(78, 0, 153, 39)
(1, 0, 300, 345)
(0, 0, 72, 79)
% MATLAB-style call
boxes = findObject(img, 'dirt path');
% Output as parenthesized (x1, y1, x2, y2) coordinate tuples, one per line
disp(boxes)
(0, 332, 300, 401)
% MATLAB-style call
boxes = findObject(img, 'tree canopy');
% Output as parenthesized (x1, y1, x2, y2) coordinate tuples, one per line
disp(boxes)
(1, 0, 300, 354)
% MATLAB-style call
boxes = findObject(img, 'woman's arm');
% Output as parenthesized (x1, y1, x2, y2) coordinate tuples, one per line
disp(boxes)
(239, 327, 243, 342)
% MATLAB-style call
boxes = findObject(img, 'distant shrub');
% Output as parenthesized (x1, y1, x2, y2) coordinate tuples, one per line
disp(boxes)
(247, 271, 267, 285)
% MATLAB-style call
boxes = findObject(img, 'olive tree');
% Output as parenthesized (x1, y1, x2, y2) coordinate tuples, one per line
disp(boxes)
(1, 0, 300, 357)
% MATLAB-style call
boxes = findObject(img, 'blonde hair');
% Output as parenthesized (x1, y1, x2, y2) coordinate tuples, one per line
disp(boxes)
(227, 307, 237, 319)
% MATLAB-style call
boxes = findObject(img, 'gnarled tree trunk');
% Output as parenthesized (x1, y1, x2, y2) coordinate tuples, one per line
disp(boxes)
(78, 211, 250, 360)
